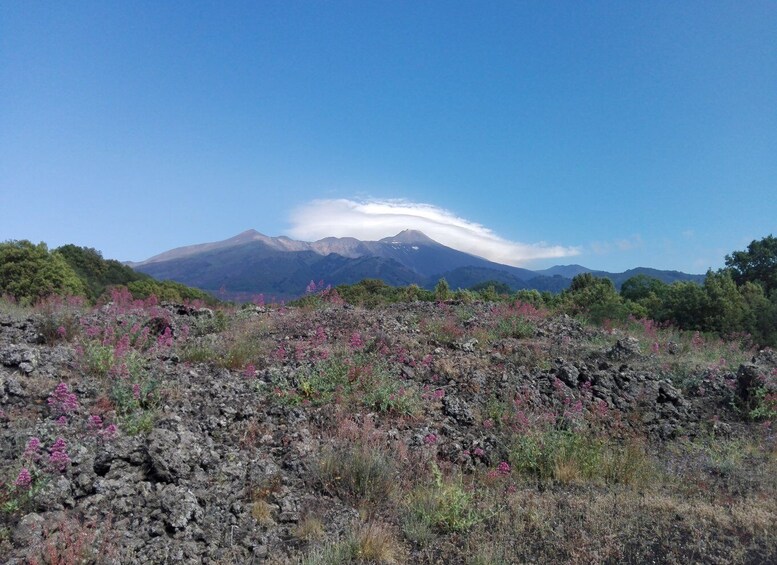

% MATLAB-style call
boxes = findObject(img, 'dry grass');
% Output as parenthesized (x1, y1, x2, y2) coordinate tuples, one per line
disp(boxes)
(301, 520, 404, 565)
(294, 515, 326, 542)
(459, 486, 777, 565)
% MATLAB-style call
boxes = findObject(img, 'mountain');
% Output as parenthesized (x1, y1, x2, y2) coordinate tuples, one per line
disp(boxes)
(533, 264, 593, 278)
(131, 230, 704, 300)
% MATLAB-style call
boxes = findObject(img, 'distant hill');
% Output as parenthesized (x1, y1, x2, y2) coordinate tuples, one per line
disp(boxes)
(130, 230, 705, 301)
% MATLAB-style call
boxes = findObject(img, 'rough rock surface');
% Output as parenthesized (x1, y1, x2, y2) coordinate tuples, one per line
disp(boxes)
(0, 301, 771, 563)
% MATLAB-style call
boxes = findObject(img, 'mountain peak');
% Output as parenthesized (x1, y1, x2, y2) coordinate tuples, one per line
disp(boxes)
(230, 229, 264, 242)
(380, 230, 438, 245)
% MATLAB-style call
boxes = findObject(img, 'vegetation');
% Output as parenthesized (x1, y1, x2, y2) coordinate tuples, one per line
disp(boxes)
(1, 249, 775, 562)
(0, 240, 217, 306)
(0, 241, 86, 304)
(299, 236, 775, 348)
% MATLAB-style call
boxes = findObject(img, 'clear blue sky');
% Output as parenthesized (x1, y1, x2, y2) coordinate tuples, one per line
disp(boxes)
(1, 1, 775, 273)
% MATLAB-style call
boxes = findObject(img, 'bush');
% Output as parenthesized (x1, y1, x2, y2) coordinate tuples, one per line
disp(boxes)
(403, 463, 478, 542)
(0, 241, 86, 304)
(315, 445, 397, 506)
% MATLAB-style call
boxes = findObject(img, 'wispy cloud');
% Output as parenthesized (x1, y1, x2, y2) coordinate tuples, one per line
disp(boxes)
(287, 198, 580, 267)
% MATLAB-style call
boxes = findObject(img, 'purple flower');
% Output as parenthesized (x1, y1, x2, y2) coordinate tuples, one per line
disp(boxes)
(157, 326, 174, 348)
(423, 433, 438, 445)
(497, 461, 511, 475)
(87, 414, 103, 430)
(100, 424, 118, 440)
(49, 437, 70, 472)
(47, 382, 79, 414)
(56, 415, 68, 427)
(14, 468, 32, 489)
(23, 437, 42, 461)
(473, 447, 485, 457)
(114, 334, 130, 358)
(349, 332, 364, 350)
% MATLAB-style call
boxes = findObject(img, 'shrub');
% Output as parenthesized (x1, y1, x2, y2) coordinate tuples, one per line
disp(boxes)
(315, 444, 397, 506)
(34, 295, 86, 343)
(0, 241, 86, 304)
(403, 463, 478, 542)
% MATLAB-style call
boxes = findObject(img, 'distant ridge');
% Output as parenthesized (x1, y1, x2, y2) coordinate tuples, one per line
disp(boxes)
(131, 230, 705, 300)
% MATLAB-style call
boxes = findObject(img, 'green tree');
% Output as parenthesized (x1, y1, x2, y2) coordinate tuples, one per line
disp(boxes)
(725, 235, 777, 296)
(702, 270, 746, 335)
(563, 274, 630, 322)
(56, 244, 148, 300)
(0, 240, 86, 304)
(434, 278, 451, 301)
(620, 274, 667, 303)
(661, 281, 708, 330)
(738, 281, 777, 346)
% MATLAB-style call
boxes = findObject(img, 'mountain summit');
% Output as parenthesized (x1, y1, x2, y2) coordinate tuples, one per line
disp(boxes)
(379, 230, 439, 245)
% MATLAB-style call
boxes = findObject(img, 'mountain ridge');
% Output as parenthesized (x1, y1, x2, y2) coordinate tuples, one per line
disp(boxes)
(130, 230, 705, 300)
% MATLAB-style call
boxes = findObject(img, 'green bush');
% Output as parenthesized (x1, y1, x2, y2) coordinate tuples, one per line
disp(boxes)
(403, 463, 478, 542)
(0, 241, 86, 304)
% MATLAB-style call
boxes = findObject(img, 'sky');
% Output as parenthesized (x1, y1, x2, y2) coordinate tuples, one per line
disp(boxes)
(1, 1, 775, 273)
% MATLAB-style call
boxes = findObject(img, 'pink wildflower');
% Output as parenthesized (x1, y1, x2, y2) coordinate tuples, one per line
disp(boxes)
(349, 332, 364, 350)
(87, 415, 103, 430)
(48, 382, 79, 414)
(23, 437, 42, 460)
(15, 468, 32, 489)
(157, 326, 174, 348)
(100, 424, 118, 440)
(48, 437, 70, 472)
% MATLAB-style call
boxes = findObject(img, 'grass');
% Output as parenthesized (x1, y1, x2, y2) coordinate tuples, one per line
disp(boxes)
(314, 444, 398, 507)
(273, 352, 421, 416)
(402, 463, 479, 543)
(508, 431, 655, 486)
(301, 521, 403, 564)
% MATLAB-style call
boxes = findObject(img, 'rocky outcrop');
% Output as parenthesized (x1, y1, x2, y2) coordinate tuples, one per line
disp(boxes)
(0, 301, 768, 563)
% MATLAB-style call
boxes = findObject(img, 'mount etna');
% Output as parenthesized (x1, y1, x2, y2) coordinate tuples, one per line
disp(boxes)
(129, 230, 704, 300)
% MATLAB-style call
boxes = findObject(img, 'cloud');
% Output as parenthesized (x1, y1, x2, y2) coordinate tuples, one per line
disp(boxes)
(287, 198, 580, 266)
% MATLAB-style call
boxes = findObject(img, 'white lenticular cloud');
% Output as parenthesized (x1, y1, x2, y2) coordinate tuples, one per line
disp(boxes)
(287, 198, 580, 266)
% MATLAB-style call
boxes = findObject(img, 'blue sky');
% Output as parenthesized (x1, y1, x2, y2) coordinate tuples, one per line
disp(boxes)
(1, 1, 775, 273)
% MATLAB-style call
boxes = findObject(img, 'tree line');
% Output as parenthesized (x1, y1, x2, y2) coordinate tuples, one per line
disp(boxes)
(0, 240, 216, 306)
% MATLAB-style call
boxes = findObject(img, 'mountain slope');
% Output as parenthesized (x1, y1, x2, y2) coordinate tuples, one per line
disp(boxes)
(132, 230, 705, 299)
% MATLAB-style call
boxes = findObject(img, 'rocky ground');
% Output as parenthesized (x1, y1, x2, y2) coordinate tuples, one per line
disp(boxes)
(1, 295, 775, 564)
